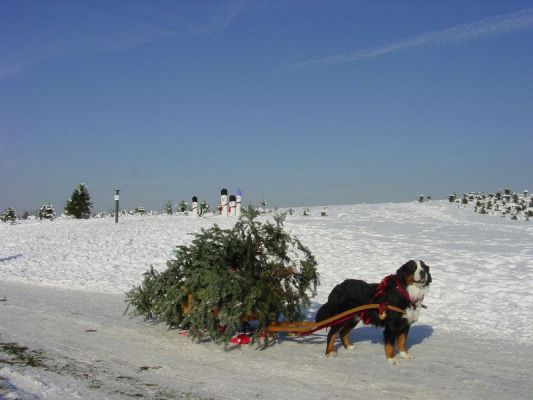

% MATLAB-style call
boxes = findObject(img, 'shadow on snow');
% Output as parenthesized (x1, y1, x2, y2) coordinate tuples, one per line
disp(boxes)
(0, 254, 23, 263)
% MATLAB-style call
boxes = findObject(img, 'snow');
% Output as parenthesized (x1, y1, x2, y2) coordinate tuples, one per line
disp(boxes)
(1, 201, 532, 399)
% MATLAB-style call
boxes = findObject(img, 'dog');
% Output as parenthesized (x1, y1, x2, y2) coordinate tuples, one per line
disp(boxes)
(315, 260, 431, 364)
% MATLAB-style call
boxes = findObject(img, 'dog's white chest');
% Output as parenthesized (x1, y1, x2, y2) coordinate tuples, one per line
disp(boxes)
(404, 285, 428, 324)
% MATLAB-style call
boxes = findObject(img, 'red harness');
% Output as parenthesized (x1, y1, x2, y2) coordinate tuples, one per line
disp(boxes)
(359, 275, 419, 325)
(394, 277, 420, 309)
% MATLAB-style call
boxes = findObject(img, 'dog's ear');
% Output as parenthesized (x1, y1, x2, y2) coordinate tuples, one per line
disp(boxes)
(396, 260, 416, 282)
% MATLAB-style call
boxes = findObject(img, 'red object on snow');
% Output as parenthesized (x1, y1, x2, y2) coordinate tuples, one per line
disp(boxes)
(230, 333, 251, 345)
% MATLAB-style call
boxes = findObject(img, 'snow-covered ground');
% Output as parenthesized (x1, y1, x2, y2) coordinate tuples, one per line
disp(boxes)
(1, 201, 532, 399)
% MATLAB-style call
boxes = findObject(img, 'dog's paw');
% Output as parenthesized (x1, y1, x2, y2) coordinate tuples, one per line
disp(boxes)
(325, 351, 337, 358)
(345, 344, 356, 351)
(387, 357, 397, 366)
(399, 351, 414, 360)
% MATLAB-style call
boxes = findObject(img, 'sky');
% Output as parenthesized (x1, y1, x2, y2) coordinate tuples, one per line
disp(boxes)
(1, 0, 533, 213)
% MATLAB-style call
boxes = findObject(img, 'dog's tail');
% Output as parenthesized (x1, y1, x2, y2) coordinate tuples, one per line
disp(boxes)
(315, 301, 338, 322)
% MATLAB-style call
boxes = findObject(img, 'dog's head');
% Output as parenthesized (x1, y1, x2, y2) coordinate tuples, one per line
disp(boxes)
(396, 260, 432, 288)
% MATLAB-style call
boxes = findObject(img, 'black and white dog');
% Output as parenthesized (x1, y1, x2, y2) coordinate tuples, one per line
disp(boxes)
(315, 260, 431, 364)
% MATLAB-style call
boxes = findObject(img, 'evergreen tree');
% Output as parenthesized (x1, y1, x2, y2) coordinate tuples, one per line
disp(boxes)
(134, 207, 145, 215)
(126, 207, 319, 348)
(164, 201, 173, 215)
(177, 200, 188, 213)
(64, 183, 93, 219)
(1, 208, 17, 224)
(199, 200, 209, 216)
(39, 203, 55, 220)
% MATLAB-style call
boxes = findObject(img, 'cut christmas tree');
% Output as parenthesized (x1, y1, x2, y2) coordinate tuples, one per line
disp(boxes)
(126, 207, 319, 348)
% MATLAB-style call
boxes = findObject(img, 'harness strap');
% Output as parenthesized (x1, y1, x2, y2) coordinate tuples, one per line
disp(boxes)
(395, 277, 421, 309)
(360, 275, 392, 324)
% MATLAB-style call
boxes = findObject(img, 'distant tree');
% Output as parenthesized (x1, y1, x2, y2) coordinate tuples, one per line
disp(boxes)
(39, 203, 55, 220)
(1, 208, 17, 224)
(177, 200, 188, 213)
(199, 200, 209, 216)
(134, 207, 145, 215)
(164, 201, 173, 215)
(64, 183, 93, 219)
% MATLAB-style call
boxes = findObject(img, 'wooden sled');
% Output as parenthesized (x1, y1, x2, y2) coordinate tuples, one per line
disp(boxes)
(266, 304, 405, 336)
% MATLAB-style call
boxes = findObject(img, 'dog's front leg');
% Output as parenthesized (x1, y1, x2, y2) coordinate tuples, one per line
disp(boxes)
(397, 326, 414, 360)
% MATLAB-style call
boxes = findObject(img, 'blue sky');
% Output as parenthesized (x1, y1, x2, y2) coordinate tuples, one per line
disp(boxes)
(1, 0, 532, 213)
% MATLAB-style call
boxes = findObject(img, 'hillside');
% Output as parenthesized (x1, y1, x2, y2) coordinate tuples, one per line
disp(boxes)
(1, 201, 532, 399)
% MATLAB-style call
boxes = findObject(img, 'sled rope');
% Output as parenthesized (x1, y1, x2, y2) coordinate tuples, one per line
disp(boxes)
(266, 303, 405, 336)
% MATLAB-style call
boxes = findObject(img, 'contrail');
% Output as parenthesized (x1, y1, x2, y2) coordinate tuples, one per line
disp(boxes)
(288, 8, 533, 70)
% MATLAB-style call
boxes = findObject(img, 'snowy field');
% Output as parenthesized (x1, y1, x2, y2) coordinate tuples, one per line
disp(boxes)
(1, 201, 532, 399)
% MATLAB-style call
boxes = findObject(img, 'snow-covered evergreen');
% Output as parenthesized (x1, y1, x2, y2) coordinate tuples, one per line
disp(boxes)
(452, 188, 532, 220)
(199, 200, 209, 216)
(1, 207, 17, 224)
(38, 204, 55, 220)
(177, 200, 188, 213)
(164, 201, 173, 215)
